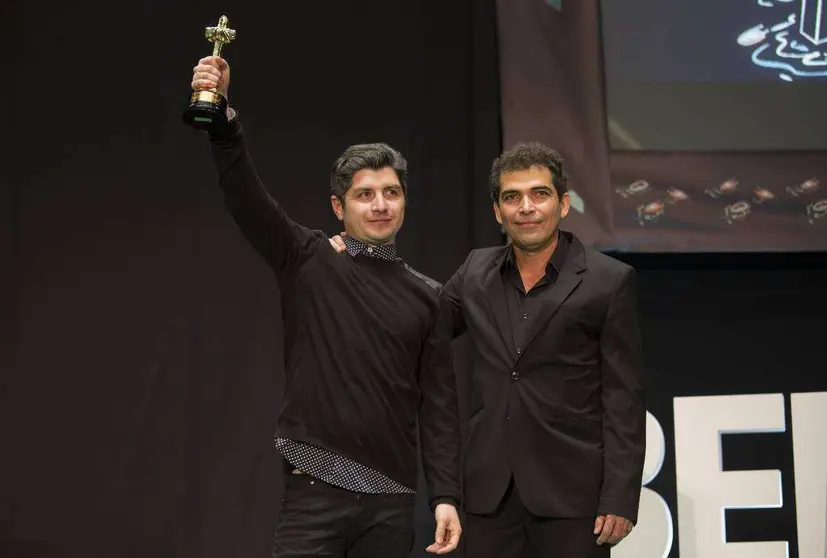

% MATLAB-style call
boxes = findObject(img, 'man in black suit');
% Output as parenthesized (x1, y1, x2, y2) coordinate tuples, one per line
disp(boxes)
(330, 142, 644, 556)
(441, 142, 645, 557)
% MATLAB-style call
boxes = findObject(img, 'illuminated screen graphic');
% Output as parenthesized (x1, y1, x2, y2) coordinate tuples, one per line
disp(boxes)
(601, 0, 827, 151)
(496, 0, 827, 251)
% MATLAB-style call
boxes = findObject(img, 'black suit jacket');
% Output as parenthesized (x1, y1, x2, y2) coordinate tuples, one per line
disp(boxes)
(441, 231, 645, 522)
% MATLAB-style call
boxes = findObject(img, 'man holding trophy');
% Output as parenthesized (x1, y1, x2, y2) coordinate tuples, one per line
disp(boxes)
(186, 17, 462, 558)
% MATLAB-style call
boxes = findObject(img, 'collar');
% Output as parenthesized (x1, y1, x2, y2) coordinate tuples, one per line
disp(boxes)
(502, 230, 570, 274)
(343, 235, 399, 262)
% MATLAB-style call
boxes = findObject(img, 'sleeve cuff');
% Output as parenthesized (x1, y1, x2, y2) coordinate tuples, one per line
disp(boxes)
(207, 108, 242, 140)
(429, 496, 460, 512)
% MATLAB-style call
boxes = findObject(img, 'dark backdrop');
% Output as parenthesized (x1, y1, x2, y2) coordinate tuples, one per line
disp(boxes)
(3, 1, 827, 558)
(2, 0, 502, 556)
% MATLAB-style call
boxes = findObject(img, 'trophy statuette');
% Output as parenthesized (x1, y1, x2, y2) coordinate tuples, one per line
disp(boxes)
(183, 15, 237, 129)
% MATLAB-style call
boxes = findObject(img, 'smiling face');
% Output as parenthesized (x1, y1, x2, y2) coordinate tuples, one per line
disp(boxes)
(331, 166, 405, 245)
(493, 165, 570, 253)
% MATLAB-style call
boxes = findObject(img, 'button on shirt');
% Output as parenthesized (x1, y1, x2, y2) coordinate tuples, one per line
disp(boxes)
(274, 234, 414, 495)
(501, 232, 570, 355)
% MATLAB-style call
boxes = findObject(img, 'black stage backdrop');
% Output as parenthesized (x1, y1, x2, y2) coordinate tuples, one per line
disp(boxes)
(2, 0, 502, 556)
(3, 1, 827, 558)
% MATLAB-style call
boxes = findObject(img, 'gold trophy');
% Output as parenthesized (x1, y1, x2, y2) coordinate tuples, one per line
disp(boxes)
(183, 15, 237, 129)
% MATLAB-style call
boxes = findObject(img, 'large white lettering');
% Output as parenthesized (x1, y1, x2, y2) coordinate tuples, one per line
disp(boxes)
(673, 394, 788, 558)
(609, 393, 826, 557)
(791, 392, 827, 558)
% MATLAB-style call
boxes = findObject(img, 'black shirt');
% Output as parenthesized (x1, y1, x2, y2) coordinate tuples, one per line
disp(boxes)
(273, 235, 418, 495)
(501, 232, 570, 356)
(207, 117, 461, 508)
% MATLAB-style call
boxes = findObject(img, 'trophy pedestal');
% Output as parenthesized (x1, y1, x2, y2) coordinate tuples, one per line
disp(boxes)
(183, 90, 228, 129)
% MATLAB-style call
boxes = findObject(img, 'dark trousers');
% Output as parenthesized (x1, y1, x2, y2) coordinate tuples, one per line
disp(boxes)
(272, 463, 415, 558)
(464, 477, 609, 558)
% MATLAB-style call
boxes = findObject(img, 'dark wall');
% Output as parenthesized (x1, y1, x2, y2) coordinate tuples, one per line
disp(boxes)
(3, 0, 501, 557)
(0, 147, 17, 553)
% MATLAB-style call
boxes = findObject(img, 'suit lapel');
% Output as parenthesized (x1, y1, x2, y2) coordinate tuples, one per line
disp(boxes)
(482, 251, 516, 357)
(515, 235, 587, 363)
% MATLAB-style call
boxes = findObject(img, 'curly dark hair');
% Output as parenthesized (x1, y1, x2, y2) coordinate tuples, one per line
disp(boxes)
(489, 142, 568, 203)
(330, 143, 408, 201)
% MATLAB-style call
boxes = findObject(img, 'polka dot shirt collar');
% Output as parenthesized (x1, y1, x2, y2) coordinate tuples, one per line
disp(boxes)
(343, 235, 399, 262)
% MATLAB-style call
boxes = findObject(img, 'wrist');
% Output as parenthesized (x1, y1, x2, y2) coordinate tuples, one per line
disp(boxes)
(430, 496, 459, 512)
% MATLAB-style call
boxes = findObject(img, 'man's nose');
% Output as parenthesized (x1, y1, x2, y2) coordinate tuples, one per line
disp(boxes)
(372, 194, 388, 212)
(518, 195, 534, 214)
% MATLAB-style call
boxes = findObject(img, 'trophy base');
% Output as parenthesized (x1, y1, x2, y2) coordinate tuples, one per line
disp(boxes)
(183, 90, 228, 129)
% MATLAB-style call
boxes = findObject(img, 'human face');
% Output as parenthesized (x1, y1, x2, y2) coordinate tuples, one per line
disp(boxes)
(493, 165, 570, 253)
(331, 167, 405, 245)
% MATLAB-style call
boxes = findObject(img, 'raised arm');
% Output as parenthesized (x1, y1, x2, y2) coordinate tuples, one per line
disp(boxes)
(192, 56, 319, 274)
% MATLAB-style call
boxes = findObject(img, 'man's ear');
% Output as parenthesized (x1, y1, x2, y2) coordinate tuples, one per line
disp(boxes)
(559, 192, 571, 219)
(492, 201, 503, 225)
(331, 195, 344, 221)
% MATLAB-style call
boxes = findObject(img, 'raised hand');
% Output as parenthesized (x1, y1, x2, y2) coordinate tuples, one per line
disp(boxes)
(191, 56, 231, 100)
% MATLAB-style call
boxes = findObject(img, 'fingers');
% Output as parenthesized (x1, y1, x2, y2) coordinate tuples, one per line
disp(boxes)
(330, 235, 347, 252)
(593, 515, 604, 535)
(434, 519, 446, 546)
(192, 63, 220, 85)
(595, 516, 632, 546)
(197, 56, 228, 71)
(192, 77, 219, 91)
(191, 57, 228, 91)
(425, 521, 446, 554)
(595, 515, 615, 545)
(610, 519, 627, 544)
(213, 56, 230, 71)
(616, 519, 633, 544)
(425, 523, 461, 554)
(427, 505, 461, 554)
(193, 64, 221, 79)
(443, 523, 461, 552)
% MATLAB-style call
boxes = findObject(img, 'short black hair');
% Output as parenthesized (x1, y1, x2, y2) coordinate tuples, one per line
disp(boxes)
(489, 142, 568, 203)
(331, 143, 408, 200)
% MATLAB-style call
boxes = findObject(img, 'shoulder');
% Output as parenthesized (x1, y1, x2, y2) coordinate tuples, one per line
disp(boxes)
(468, 245, 507, 261)
(402, 263, 442, 292)
(305, 229, 334, 252)
(565, 232, 635, 296)
(583, 247, 634, 280)
(458, 245, 508, 272)
(401, 245, 508, 291)
(564, 232, 633, 279)
(288, 229, 348, 269)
